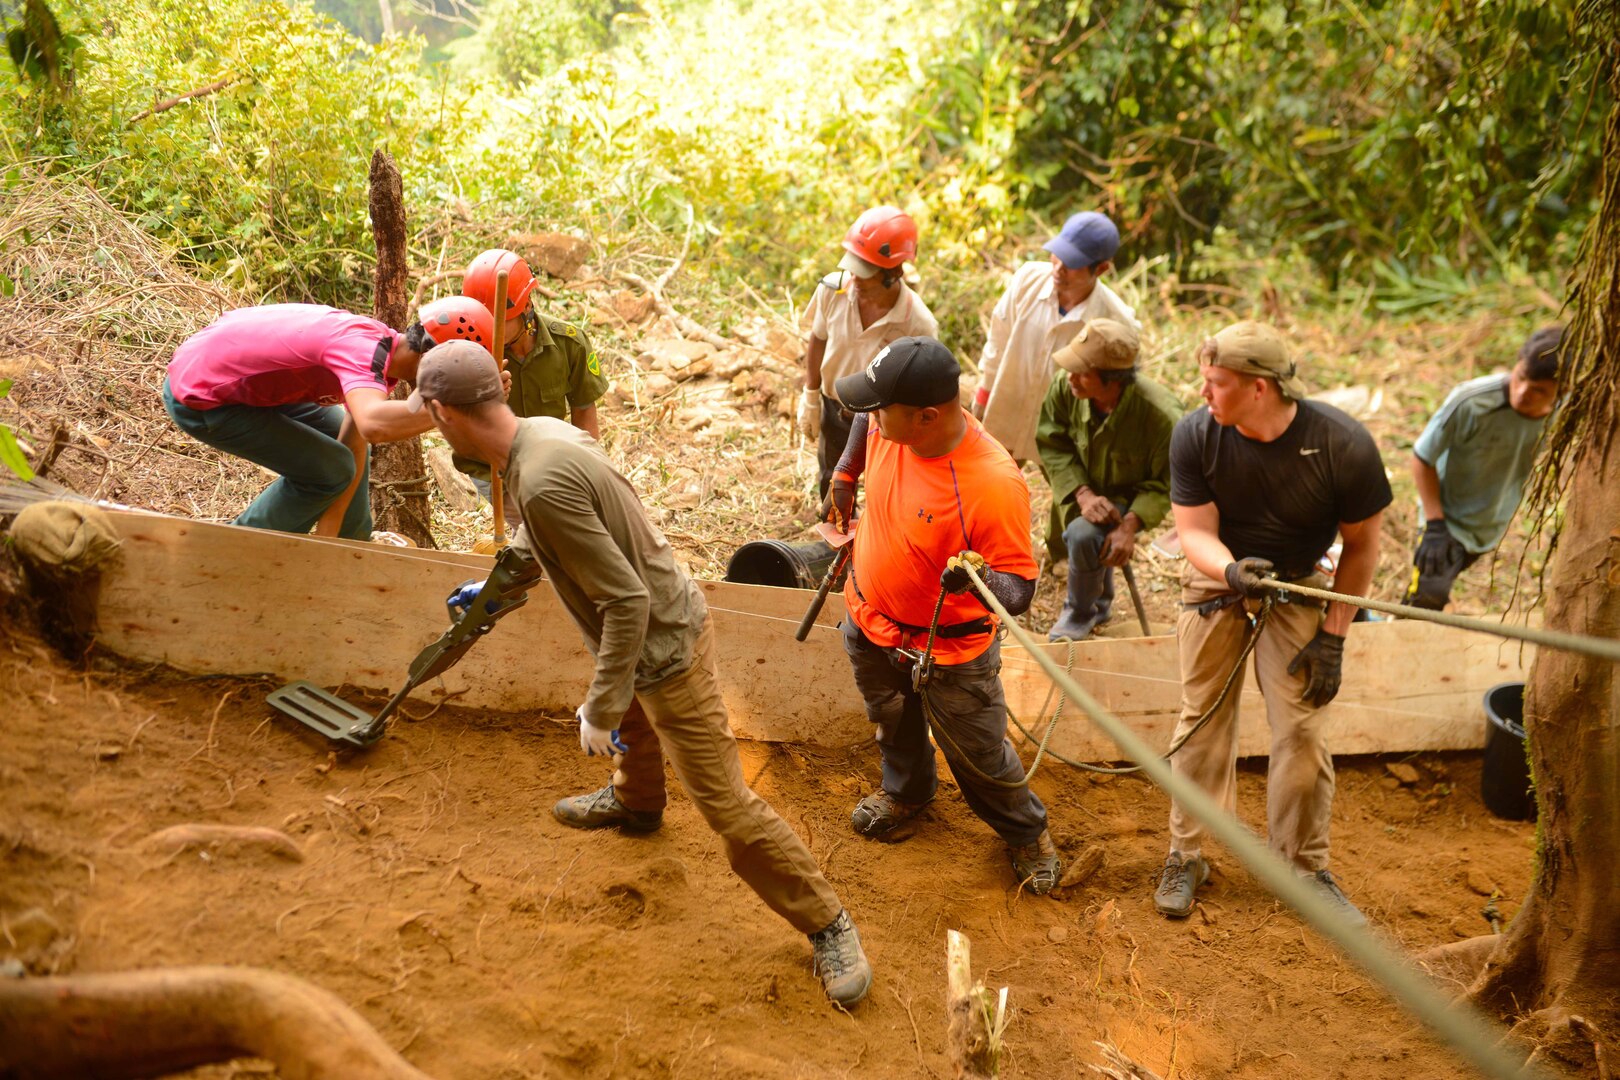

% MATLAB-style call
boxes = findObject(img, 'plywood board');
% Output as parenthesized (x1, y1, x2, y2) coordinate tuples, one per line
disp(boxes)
(88, 508, 1529, 755)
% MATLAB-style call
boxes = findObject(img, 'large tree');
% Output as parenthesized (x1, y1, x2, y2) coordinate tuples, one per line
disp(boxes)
(1463, 3, 1620, 1073)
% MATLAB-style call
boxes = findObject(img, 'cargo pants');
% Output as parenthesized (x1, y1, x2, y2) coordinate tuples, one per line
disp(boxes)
(1166, 566, 1336, 873)
(605, 618, 844, 935)
(841, 619, 1049, 847)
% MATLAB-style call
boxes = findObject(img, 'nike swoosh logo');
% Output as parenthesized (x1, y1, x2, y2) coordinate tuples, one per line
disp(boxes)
(1300, 448, 1321, 456)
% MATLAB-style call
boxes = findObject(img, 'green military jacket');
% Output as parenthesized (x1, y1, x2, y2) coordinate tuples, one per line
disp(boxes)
(456, 314, 610, 481)
(1035, 372, 1183, 562)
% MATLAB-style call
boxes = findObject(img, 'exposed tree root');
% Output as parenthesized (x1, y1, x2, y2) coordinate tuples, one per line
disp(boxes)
(0, 965, 435, 1079)
(136, 823, 304, 863)
(1414, 934, 1501, 994)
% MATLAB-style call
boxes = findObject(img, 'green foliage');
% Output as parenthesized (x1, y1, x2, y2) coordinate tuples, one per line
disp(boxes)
(481, 0, 639, 84)
(4, 0, 85, 91)
(0, 378, 34, 480)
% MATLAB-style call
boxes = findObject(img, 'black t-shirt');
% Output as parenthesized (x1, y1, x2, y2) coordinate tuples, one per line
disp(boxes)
(1169, 401, 1392, 578)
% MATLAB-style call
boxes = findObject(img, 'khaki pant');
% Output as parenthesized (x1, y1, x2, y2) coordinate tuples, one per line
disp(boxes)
(608, 619, 844, 935)
(1167, 567, 1336, 873)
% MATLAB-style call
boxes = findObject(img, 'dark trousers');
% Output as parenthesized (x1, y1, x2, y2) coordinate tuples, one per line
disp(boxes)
(816, 397, 856, 500)
(1402, 545, 1483, 611)
(163, 378, 372, 540)
(841, 619, 1048, 846)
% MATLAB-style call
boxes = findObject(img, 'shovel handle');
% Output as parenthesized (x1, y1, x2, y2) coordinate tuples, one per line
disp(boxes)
(489, 270, 510, 546)
(795, 546, 851, 642)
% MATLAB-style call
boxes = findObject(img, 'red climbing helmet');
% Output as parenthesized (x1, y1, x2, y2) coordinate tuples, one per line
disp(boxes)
(463, 249, 537, 317)
(841, 206, 918, 270)
(416, 296, 495, 352)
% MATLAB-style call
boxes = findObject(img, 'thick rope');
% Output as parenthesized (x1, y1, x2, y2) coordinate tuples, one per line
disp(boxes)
(1263, 576, 1620, 663)
(961, 563, 1549, 1080)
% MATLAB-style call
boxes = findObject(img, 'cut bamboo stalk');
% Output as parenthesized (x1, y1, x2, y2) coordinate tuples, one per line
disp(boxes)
(946, 929, 1002, 1079)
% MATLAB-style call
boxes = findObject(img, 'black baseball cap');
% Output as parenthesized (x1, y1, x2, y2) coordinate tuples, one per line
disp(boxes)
(833, 336, 961, 412)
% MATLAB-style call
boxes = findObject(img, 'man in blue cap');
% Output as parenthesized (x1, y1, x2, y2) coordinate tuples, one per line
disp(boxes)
(973, 211, 1140, 464)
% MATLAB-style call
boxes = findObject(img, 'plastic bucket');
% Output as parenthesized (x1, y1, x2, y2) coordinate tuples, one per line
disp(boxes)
(724, 538, 840, 590)
(1481, 682, 1536, 821)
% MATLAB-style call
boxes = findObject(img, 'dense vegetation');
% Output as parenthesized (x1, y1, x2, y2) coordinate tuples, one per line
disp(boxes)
(1, 0, 1607, 342)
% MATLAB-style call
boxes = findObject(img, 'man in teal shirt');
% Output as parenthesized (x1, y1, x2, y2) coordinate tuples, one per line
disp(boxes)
(1036, 319, 1183, 641)
(1405, 326, 1563, 610)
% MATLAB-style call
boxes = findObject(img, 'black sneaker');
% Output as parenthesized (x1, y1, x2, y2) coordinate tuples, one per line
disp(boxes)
(1152, 852, 1209, 918)
(1009, 829, 1062, 895)
(808, 910, 873, 1007)
(850, 790, 931, 840)
(552, 784, 663, 833)
(1311, 869, 1368, 928)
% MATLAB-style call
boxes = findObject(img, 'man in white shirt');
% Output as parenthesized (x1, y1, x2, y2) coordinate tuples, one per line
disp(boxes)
(973, 212, 1140, 464)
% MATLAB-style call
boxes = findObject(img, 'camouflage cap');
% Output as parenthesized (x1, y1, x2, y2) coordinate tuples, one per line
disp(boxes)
(1208, 321, 1307, 400)
(1052, 318, 1140, 373)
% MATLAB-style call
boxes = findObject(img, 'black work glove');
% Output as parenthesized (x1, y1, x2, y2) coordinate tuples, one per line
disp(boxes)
(819, 477, 857, 533)
(1223, 557, 1276, 599)
(940, 550, 986, 594)
(1288, 628, 1345, 707)
(1414, 519, 1458, 578)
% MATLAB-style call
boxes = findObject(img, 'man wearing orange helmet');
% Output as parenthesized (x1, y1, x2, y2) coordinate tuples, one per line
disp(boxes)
(800, 206, 938, 499)
(162, 299, 498, 541)
(460, 249, 608, 493)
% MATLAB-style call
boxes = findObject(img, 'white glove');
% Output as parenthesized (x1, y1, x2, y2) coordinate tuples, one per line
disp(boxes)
(577, 706, 627, 757)
(797, 387, 822, 440)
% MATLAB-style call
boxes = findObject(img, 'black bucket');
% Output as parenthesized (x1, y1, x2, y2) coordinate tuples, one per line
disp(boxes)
(1481, 682, 1536, 821)
(725, 538, 841, 590)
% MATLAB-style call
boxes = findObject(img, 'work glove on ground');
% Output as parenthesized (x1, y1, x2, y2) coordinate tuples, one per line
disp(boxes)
(1224, 557, 1277, 599)
(940, 550, 987, 594)
(797, 388, 822, 440)
(1288, 628, 1345, 707)
(1414, 519, 1460, 577)
(577, 706, 628, 757)
(819, 476, 857, 532)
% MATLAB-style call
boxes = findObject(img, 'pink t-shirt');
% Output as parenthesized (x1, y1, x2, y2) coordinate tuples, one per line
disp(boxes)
(167, 305, 396, 410)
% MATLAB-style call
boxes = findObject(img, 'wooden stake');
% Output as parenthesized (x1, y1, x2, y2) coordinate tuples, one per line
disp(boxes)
(946, 929, 1003, 1079)
(473, 270, 510, 556)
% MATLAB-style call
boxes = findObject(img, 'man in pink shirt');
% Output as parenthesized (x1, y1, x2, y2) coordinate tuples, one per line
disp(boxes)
(163, 299, 495, 540)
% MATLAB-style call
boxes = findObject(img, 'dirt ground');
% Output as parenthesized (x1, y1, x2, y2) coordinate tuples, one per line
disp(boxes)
(1, 605, 1535, 1080)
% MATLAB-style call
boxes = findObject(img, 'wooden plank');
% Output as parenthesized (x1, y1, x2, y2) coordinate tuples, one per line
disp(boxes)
(88, 508, 1529, 755)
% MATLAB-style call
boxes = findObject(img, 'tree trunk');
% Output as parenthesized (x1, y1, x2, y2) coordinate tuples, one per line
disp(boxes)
(1466, 59, 1620, 1077)
(365, 149, 435, 549)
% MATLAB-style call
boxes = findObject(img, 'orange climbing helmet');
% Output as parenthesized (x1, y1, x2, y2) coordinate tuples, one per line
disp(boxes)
(841, 206, 918, 270)
(463, 249, 537, 318)
(416, 296, 495, 351)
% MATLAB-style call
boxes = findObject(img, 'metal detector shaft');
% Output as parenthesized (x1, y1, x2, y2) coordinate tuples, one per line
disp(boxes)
(1121, 562, 1151, 637)
(795, 545, 852, 642)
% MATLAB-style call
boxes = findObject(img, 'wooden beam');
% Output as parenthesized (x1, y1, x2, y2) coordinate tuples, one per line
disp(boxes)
(87, 508, 1529, 755)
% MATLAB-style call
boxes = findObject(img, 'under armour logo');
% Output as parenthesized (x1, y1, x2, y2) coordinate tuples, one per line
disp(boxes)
(917, 508, 933, 523)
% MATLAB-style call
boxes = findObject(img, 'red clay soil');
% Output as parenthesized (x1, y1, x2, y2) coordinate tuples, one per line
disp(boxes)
(1, 616, 1536, 1080)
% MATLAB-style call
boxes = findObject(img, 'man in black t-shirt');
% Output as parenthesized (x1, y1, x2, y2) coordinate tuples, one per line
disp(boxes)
(1152, 321, 1391, 927)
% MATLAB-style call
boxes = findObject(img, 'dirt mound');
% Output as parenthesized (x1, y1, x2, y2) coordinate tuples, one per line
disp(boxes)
(0, 611, 1536, 1078)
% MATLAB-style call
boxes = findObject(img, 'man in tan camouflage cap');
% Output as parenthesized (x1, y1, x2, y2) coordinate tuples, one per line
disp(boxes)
(1035, 318, 1183, 641)
(1151, 319, 1391, 927)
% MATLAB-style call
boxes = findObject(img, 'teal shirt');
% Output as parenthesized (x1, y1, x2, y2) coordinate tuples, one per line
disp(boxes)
(1413, 373, 1547, 554)
(1035, 373, 1183, 562)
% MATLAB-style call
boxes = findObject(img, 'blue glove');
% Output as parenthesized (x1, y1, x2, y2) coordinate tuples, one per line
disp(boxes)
(577, 706, 628, 757)
(447, 578, 486, 616)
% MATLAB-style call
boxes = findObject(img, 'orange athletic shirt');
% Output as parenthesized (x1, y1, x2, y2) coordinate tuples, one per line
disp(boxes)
(844, 412, 1037, 664)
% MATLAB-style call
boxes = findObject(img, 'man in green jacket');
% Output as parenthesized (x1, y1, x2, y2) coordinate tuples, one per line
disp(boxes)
(1036, 319, 1182, 641)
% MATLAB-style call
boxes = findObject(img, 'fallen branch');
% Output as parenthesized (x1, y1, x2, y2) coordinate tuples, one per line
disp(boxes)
(137, 824, 304, 863)
(127, 76, 240, 126)
(618, 270, 730, 349)
(0, 965, 435, 1079)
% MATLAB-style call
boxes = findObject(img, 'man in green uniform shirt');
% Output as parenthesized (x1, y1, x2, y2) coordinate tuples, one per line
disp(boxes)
(458, 248, 610, 493)
(1036, 319, 1182, 641)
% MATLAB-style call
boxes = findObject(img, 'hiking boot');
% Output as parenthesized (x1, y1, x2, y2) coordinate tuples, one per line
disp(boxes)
(850, 790, 931, 840)
(1152, 852, 1209, 918)
(1310, 869, 1368, 928)
(1009, 829, 1063, 895)
(552, 784, 662, 833)
(808, 909, 873, 1007)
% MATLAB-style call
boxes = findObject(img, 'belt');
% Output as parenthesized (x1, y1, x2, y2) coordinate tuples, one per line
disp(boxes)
(851, 572, 993, 640)
(1183, 575, 1324, 616)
